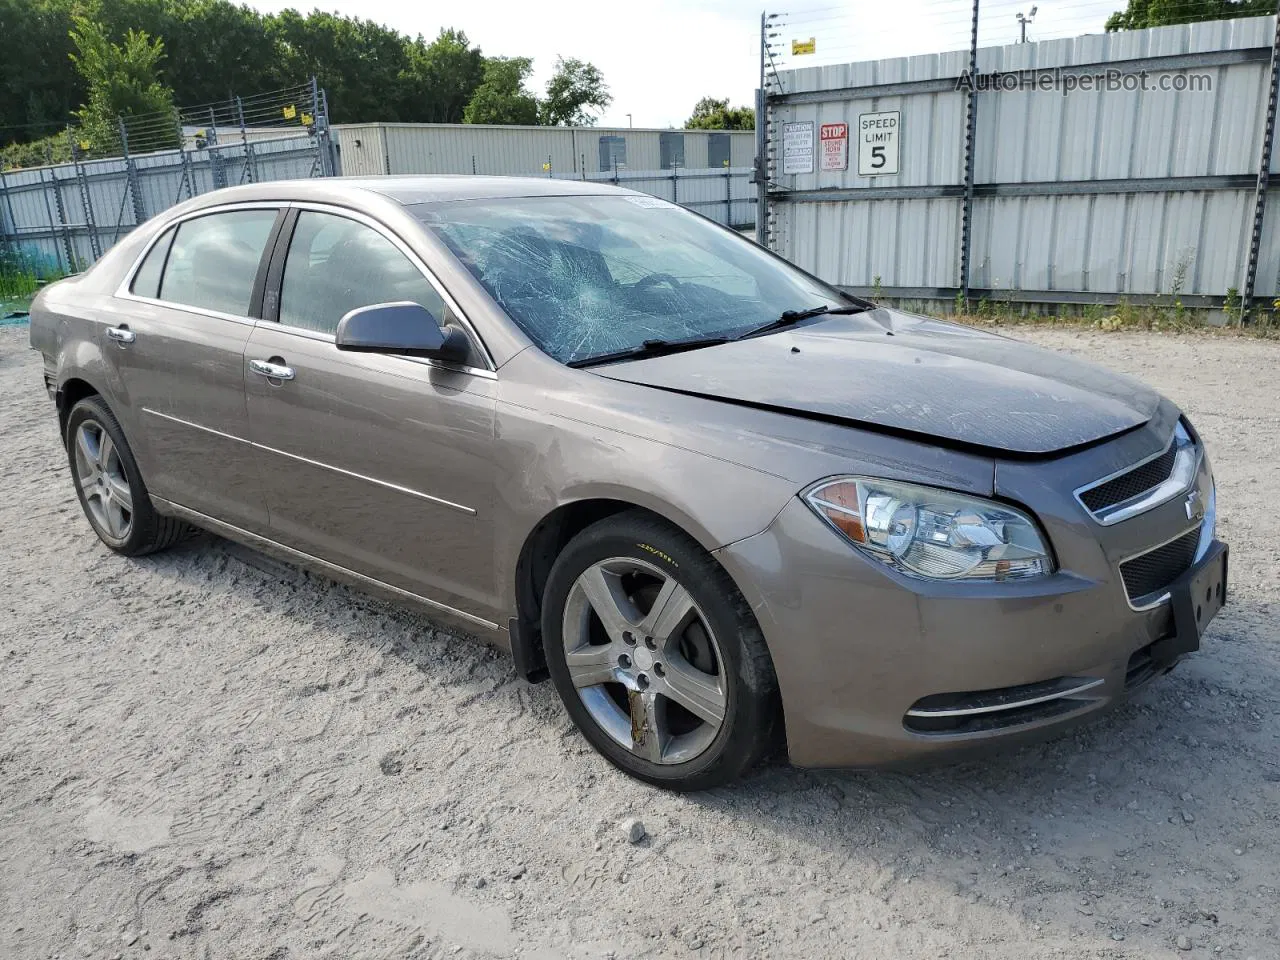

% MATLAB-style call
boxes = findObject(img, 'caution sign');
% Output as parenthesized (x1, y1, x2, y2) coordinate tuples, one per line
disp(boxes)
(858, 111, 900, 176)
(782, 121, 814, 175)
(820, 123, 848, 172)
(792, 37, 816, 55)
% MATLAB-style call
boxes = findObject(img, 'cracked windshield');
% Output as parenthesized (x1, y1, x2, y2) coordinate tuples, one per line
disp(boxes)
(414, 195, 846, 365)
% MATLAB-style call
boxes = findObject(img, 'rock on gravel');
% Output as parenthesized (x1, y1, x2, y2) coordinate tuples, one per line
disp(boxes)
(620, 817, 647, 844)
(2, 324, 1280, 960)
(1178, 934, 1194, 950)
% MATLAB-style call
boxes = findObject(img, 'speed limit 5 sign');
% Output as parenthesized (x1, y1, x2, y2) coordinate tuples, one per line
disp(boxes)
(858, 111, 900, 176)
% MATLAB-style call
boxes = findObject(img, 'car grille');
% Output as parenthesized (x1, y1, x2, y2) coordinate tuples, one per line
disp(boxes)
(1119, 528, 1200, 602)
(1080, 444, 1178, 513)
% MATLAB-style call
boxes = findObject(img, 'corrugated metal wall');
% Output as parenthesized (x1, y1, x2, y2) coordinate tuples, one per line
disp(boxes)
(335, 123, 755, 178)
(768, 16, 1280, 305)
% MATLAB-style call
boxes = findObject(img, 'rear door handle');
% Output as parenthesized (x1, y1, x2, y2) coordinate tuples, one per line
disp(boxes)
(249, 358, 295, 381)
(105, 326, 136, 344)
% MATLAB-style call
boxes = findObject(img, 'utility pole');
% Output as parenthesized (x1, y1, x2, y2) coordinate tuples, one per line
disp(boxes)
(1016, 6, 1037, 43)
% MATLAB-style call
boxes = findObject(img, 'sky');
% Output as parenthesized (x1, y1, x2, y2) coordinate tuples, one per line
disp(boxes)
(242, 0, 1122, 128)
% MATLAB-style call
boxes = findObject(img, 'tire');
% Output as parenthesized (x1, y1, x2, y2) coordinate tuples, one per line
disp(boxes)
(65, 395, 193, 556)
(541, 509, 781, 791)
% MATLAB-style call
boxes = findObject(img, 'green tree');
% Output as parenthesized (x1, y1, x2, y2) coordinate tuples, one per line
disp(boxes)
(540, 56, 611, 126)
(400, 28, 485, 123)
(1106, 0, 1273, 30)
(0, 0, 82, 147)
(463, 57, 539, 125)
(685, 97, 755, 130)
(69, 13, 178, 154)
(154, 0, 281, 104)
(267, 9, 413, 123)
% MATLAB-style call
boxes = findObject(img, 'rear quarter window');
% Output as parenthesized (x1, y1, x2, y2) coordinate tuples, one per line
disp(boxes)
(129, 227, 175, 299)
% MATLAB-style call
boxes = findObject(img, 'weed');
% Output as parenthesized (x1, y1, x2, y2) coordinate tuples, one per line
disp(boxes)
(0, 245, 66, 300)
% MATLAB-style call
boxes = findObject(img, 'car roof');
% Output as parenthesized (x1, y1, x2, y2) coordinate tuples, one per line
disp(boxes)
(179, 175, 643, 210)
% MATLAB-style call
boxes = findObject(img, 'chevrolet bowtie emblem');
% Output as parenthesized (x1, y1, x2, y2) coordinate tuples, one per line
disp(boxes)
(1185, 490, 1204, 522)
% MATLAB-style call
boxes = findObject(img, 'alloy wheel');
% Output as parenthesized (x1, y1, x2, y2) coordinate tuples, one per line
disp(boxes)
(74, 419, 134, 541)
(561, 557, 727, 765)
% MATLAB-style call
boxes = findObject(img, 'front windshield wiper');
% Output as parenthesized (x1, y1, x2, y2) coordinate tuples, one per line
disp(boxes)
(567, 335, 732, 369)
(736, 303, 870, 340)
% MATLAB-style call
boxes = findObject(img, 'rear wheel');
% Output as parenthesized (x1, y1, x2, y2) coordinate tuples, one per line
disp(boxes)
(66, 396, 192, 556)
(542, 510, 780, 790)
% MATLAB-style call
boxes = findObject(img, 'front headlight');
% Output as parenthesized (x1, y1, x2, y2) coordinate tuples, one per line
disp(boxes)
(803, 476, 1053, 581)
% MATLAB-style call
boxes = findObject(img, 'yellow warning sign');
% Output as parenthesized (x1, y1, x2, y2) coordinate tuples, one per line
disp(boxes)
(300, 112, 313, 126)
(792, 37, 816, 55)
(282, 104, 297, 119)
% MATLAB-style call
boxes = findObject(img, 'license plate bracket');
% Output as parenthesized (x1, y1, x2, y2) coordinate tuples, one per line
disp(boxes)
(1151, 541, 1228, 666)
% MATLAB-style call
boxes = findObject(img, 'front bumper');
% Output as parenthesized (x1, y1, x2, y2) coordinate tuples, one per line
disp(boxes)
(715, 445, 1222, 769)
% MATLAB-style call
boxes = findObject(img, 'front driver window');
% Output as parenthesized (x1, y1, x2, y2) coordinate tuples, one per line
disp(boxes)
(278, 211, 449, 337)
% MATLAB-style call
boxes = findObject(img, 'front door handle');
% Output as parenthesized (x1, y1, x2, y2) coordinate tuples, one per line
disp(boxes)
(249, 358, 296, 381)
(106, 326, 136, 344)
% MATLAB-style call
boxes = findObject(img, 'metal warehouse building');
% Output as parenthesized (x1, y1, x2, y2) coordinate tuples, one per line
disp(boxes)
(333, 123, 756, 178)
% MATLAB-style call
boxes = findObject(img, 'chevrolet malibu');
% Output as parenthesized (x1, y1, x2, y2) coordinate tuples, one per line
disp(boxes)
(29, 177, 1227, 790)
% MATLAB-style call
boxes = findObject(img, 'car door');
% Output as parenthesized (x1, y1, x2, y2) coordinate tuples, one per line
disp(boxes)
(112, 204, 283, 532)
(243, 206, 500, 622)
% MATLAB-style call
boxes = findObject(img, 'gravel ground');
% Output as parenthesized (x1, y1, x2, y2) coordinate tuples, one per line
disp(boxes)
(2, 324, 1278, 960)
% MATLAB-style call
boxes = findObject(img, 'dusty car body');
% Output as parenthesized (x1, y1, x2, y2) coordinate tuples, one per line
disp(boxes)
(29, 177, 1227, 789)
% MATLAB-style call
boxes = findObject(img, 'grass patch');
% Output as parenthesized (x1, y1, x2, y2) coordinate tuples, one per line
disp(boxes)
(0, 245, 67, 302)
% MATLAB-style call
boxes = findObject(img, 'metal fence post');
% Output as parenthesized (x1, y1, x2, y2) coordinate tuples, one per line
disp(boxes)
(119, 116, 147, 225)
(237, 97, 256, 183)
(958, 0, 981, 307)
(671, 163, 679, 205)
(38, 170, 68, 275)
(207, 108, 227, 191)
(173, 112, 193, 201)
(308, 78, 326, 177)
(48, 169, 75, 271)
(307, 78, 338, 178)
(1244, 5, 1280, 323)
(320, 87, 338, 176)
(755, 10, 768, 244)
(0, 170, 16, 251)
(68, 127, 102, 261)
(725, 164, 732, 226)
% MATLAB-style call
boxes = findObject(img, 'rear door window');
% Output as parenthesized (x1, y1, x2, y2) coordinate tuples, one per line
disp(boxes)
(158, 209, 279, 317)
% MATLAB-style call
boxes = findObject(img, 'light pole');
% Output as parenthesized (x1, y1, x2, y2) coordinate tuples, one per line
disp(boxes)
(1016, 6, 1037, 43)
(626, 113, 632, 128)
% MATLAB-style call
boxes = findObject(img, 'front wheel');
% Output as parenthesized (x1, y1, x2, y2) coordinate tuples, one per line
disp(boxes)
(541, 510, 781, 790)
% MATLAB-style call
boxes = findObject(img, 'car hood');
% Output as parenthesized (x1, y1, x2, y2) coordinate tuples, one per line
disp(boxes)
(593, 308, 1161, 456)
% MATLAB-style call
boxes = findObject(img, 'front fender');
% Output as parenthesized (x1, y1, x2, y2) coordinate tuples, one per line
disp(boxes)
(491, 397, 798, 615)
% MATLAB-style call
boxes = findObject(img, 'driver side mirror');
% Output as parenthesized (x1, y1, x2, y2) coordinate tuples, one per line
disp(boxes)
(334, 301, 470, 364)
